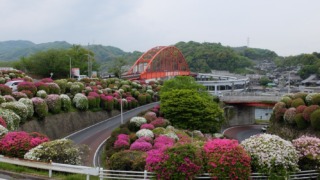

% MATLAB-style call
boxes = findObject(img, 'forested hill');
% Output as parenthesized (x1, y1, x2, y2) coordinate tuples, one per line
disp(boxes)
(174, 41, 278, 73)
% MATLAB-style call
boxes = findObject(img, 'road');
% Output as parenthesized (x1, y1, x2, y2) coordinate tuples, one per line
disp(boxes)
(65, 102, 159, 167)
(223, 125, 265, 142)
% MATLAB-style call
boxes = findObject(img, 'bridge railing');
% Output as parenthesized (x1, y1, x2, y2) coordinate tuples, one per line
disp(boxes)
(0, 155, 318, 180)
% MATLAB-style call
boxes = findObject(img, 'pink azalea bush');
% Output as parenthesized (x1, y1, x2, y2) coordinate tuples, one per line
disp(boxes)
(45, 94, 61, 114)
(144, 111, 157, 122)
(114, 134, 130, 149)
(101, 95, 114, 111)
(284, 107, 296, 124)
(153, 135, 175, 150)
(0, 131, 49, 158)
(302, 105, 319, 122)
(17, 82, 37, 96)
(204, 139, 251, 179)
(150, 117, 170, 128)
(0, 116, 7, 128)
(0, 84, 12, 95)
(32, 97, 48, 118)
(47, 83, 61, 94)
(12, 92, 28, 100)
(130, 141, 152, 151)
(34, 82, 49, 93)
(292, 135, 320, 170)
(146, 143, 203, 179)
(140, 123, 155, 130)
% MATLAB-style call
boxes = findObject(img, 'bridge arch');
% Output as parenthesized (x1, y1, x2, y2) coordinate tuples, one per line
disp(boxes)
(124, 46, 190, 80)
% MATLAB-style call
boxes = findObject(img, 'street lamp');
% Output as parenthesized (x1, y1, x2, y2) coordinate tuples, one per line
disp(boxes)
(119, 92, 123, 124)
(66, 55, 72, 78)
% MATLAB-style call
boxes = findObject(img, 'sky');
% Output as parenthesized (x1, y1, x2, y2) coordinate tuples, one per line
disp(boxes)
(1, 0, 320, 56)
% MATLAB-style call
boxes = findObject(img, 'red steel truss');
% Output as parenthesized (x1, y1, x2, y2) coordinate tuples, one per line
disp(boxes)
(124, 46, 190, 80)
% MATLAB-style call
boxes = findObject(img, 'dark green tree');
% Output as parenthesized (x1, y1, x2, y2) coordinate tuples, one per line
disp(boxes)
(161, 89, 224, 133)
(259, 76, 272, 86)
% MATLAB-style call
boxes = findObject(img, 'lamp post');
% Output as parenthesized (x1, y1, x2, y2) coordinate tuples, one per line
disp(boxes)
(119, 92, 123, 124)
(66, 55, 72, 78)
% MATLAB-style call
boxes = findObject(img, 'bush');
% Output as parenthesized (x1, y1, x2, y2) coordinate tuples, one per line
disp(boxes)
(45, 94, 61, 114)
(11, 92, 28, 100)
(0, 116, 7, 128)
(24, 139, 88, 165)
(17, 82, 37, 96)
(36, 90, 48, 98)
(35, 82, 49, 93)
(302, 105, 319, 122)
(153, 135, 175, 150)
(138, 93, 147, 105)
(204, 139, 251, 179)
(109, 150, 147, 171)
(0, 131, 49, 158)
(47, 83, 61, 94)
(150, 117, 170, 128)
(114, 134, 130, 150)
(284, 107, 296, 125)
(54, 79, 67, 94)
(144, 111, 157, 122)
(146, 143, 203, 179)
(0, 84, 12, 95)
(291, 98, 305, 108)
(310, 93, 320, 105)
(310, 109, 320, 131)
(100, 95, 114, 111)
(1, 101, 29, 123)
(294, 113, 308, 130)
(140, 123, 155, 130)
(136, 129, 154, 138)
(32, 97, 48, 119)
(129, 141, 152, 151)
(18, 98, 34, 119)
(241, 134, 299, 177)
(60, 94, 71, 112)
(3, 95, 15, 102)
(0, 125, 8, 137)
(292, 136, 320, 170)
(0, 108, 21, 130)
(72, 93, 88, 111)
(70, 84, 81, 95)
(296, 105, 307, 113)
(129, 116, 147, 127)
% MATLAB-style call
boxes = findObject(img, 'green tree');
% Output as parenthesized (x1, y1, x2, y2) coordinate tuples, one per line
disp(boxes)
(108, 57, 128, 78)
(259, 76, 272, 86)
(161, 89, 224, 133)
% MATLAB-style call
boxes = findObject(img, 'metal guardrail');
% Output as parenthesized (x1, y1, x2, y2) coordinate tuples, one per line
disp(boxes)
(0, 155, 318, 180)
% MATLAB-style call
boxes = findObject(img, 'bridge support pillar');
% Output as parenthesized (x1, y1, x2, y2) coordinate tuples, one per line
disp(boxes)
(227, 105, 255, 126)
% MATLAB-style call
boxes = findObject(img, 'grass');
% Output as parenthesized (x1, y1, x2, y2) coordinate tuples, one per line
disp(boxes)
(255, 119, 269, 125)
(0, 162, 100, 180)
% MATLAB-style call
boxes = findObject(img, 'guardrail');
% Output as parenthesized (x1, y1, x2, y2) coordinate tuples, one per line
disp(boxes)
(0, 155, 318, 180)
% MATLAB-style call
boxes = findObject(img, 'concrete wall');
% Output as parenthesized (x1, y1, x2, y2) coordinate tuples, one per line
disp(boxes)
(227, 105, 255, 126)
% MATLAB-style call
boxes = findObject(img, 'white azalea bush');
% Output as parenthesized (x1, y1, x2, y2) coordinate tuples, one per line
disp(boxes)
(72, 93, 88, 111)
(1, 101, 28, 122)
(129, 116, 147, 131)
(18, 98, 34, 119)
(36, 90, 47, 99)
(241, 134, 299, 177)
(136, 129, 154, 138)
(60, 94, 71, 111)
(0, 108, 21, 130)
(0, 125, 8, 137)
(24, 139, 89, 165)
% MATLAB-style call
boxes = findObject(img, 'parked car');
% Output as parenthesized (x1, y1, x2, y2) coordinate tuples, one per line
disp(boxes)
(5, 80, 24, 92)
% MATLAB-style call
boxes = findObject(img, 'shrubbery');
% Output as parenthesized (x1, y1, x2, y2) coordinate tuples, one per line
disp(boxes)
(60, 94, 71, 111)
(1, 101, 29, 123)
(72, 93, 88, 111)
(45, 94, 61, 114)
(109, 150, 147, 171)
(32, 97, 48, 119)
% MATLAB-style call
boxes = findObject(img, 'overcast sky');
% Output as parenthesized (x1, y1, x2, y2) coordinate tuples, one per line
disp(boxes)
(1, 0, 320, 56)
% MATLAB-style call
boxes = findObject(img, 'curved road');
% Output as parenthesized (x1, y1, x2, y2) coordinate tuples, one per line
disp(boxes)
(65, 102, 159, 167)
(223, 125, 265, 142)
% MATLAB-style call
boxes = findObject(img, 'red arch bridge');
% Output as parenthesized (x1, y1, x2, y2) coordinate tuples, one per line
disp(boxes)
(122, 46, 191, 80)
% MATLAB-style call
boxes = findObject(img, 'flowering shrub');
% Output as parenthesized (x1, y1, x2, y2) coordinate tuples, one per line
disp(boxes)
(21, 90, 34, 98)
(310, 109, 320, 131)
(17, 82, 37, 96)
(114, 134, 130, 149)
(302, 105, 319, 122)
(135, 136, 153, 144)
(305, 93, 318, 105)
(241, 134, 299, 177)
(292, 136, 320, 170)
(54, 79, 67, 94)
(146, 143, 203, 179)
(129, 116, 147, 127)
(144, 111, 157, 122)
(130, 141, 152, 151)
(12, 91, 28, 100)
(47, 83, 61, 94)
(150, 117, 170, 128)
(290, 98, 305, 108)
(284, 107, 296, 124)
(70, 84, 81, 95)
(0, 96, 5, 104)
(108, 150, 147, 171)
(45, 94, 61, 114)
(88, 92, 100, 108)
(296, 105, 307, 113)
(36, 90, 48, 98)
(32, 97, 48, 119)
(136, 129, 154, 138)
(138, 93, 147, 105)
(0, 125, 8, 137)
(309, 93, 320, 105)
(1, 101, 29, 122)
(72, 93, 88, 111)
(24, 139, 88, 165)
(0, 116, 7, 128)
(140, 123, 155, 130)
(153, 135, 175, 150)
(100, 95, 114, 111)
(280, 96, 292, 107)
(0, 108, 20, 130)
(3, 95, 15, 102)
(18, 98, 34, 119)
(41, 78, 53, 83)
(0, 131, 49, 158)
(60, 94, 71, 111)
(34, 82, 49, 93)
(204, 139, 251, 179)
(0, 84, 12, 95)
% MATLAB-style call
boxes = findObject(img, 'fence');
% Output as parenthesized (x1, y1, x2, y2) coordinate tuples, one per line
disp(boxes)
(0, 155, 318, 180)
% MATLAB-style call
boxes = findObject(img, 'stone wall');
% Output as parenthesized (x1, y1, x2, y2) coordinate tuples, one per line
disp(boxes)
(18, 110, 120, 140)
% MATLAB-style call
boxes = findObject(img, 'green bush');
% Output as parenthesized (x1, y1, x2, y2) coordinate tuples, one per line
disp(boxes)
(45, 94, 62, 114)
(47, 83, 61, 94)
(291, 98, 305, 108)
(18, 98, 34, 119)
(54, 79, 68, 94)
(310, 109, 320, 131)
(0, 108, 21, 130)
(309, 93, 320, 105)
(0, 84, 12, 95)
(72, 93, 88, 111)
(138, 93, 147, 105)
(31, 97, 48, 119)
(109, 150, 147, 171)
(70, 84, 81, 95)
(294, 113, 308, 130)
(280, 96, 292, 107)
(36, 90, 48, 99)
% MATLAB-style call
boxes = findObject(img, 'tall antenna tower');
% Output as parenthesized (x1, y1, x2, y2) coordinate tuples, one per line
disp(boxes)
(247, 37, 250, 47)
